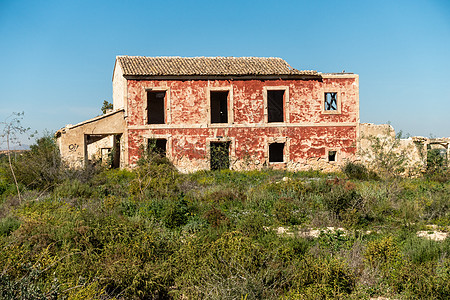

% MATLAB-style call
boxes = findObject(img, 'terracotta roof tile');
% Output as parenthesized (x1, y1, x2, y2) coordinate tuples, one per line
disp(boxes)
(117, 56, 318, 76)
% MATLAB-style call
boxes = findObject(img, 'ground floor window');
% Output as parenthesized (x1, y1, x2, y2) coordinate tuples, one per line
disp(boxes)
(148, 138, 167, 157)
(269, 143, 285, 163)
(328, 150, 337, 162)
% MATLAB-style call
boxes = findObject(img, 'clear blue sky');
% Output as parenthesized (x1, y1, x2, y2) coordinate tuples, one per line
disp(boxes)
(1, 0, 449, 148)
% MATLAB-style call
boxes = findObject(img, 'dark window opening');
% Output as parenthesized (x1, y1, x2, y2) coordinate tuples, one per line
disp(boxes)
(268, 90, 284, 122)
(269, 143, 284, 163)
(112, 134, 121, 168)
(324, 92, 337, 111)
(148, 138, 167, 157)
(147, 91, 165, 124)
(328, 150, 337, 162)
(210, 91, 228, 123)
(210, 141, 230, 170)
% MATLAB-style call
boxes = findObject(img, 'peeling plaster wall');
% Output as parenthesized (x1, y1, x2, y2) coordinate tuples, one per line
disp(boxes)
(125, 74, 359, 172)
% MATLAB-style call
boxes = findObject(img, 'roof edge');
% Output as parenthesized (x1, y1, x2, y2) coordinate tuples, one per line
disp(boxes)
(57, 109, 125, 134)
(122, 74, 322, 81)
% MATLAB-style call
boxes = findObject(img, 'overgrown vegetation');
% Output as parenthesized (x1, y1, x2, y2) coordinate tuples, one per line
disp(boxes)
(0, 134, 449, 299)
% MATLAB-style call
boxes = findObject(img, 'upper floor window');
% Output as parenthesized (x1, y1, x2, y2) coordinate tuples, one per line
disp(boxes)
(268, 90, 285, 122)
(264, 86, 289, 123)
(210, 91, 229, 123)
(324, 92, 338, 111)
(147, 91, 166, 124)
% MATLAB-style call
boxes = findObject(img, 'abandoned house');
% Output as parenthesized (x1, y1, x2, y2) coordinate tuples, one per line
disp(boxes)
(56, 56, 361, 172)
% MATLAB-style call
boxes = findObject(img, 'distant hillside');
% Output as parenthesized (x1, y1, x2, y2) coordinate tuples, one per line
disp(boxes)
(0, 150, 28, 158)
(0, 144, 30, 151)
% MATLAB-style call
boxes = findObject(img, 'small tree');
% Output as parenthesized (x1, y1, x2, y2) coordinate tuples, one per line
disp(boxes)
(0, 112, 33, 201)
(13, 134, 63, 190)
(101, 100, 113, 114)
(426, 148, 448, 181)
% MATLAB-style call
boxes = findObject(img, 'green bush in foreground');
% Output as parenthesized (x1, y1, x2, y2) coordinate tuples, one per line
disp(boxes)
(0, 146, 449, 299)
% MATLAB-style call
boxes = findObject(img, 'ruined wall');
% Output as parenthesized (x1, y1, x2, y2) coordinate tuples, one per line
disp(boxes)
(56, 110, 126, 168)
(125, 74, 359, 172)
(86, 135, 114, 162)
(358, 123, 450, 175)
(358, 123, 423, 174)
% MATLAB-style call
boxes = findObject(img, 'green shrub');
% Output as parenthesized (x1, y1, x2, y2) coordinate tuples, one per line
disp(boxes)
(342, 161, 378, 180)
(359, 129, 410, 178)
(317, 229, 352, 253)
(402, 235, 449, 264)
(91, 168, 135, 198)
(120, 200, 138, 217)
(289, 255, 356, 298)
(204, 207, 230, 228)
(12, 135, 63, 190)
(421, 187, 450, 223)
(0, 216, 21, 236)
(1, 161, 448, 299)
(182, 215, 207, 234)
(53, 179, 92, 199)
(272, 197, 305, 225)
(426, 148, 448, 176)
(130, 160, 179, 201)
(365, 236, 401, 267)
(322, 184, 362, 219)
(237, 210, 268, 238)
(162, 198, 189, 229)
(171, 231, 283, 299)
(274, 236, 310, 261)
(205, 188, 246, 206)
(385, 259, 450, 298)
(0, 180, 16, 197)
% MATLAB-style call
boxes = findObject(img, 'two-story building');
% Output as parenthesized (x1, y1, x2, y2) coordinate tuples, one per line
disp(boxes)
(56, 56, 359, 172)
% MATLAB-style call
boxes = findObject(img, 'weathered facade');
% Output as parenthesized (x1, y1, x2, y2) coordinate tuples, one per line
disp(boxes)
(58, 56, 360, 172)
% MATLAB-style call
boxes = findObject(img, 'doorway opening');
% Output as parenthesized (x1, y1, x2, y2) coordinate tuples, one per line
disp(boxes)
(210, 141, 230, 170)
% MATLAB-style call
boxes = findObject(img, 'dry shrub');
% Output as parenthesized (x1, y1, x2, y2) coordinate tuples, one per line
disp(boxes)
(204, 207, 229, 228)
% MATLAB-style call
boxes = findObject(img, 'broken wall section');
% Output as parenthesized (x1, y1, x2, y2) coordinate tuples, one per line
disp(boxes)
(358, 123, 450, 176)
(56, 110, 126, 168)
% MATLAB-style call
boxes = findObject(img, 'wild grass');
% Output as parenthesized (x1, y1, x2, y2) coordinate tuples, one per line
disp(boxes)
(0, 140, 449, 299)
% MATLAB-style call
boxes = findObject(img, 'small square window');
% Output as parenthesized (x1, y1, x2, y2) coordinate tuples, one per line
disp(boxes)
(324, 92, 338, 111)
(328, 150, 337, 162)
(269, 143, 285, 163)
